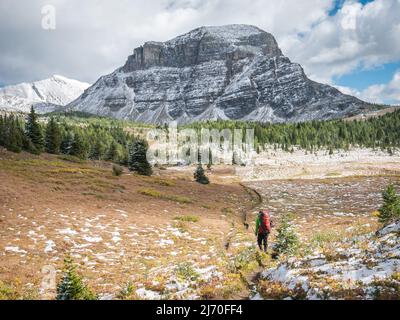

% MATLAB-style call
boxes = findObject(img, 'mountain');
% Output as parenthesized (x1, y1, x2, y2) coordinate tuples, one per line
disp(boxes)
(0, 75, 90, 114)
(67, 24, 372, 124)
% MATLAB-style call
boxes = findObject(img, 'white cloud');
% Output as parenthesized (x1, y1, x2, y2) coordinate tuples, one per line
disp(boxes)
(287, 0, 400, 83)
(0, 0, 334, 85)
(360, 70, 400, 104)
(335, 70, 400, 104)
(0, 0, 399, 105)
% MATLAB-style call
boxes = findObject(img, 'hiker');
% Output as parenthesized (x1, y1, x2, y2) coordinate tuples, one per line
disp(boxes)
(255, 210, 272, 253)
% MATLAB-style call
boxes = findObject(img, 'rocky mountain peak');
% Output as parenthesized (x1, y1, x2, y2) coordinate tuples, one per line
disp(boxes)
(122, 24, 282, 72)
(68, 25, 372, 124)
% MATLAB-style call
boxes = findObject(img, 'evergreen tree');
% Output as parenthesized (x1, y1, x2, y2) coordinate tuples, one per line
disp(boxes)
(5, 116, 24, 153)
(45, 117, 62, 154)
(118, 145, 129, 166)
(60, 131, 74, 155)
(104, 141, 118, 162)
(70, 132, 87, 159)
(0, 115, 5, 147)
(25, 106, 44, 153)
(128, 139, 153, 176)
(56, 256, 96, 300)
(194, 164, 210, 185)
(273, 213, 299, 257)
(378, 184, 400, 225)
(89, 140, 104, 160)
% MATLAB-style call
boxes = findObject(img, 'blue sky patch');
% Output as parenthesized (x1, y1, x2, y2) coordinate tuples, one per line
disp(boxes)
(329, 0, 375, 16)
(329, 0, 345, 16)
(328, 0, 399, 95)
(334, 62, 400, 90)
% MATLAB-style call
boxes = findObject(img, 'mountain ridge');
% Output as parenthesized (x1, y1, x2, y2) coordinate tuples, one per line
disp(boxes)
(66, 24, 373, 124)
(0, 75, 90, 114)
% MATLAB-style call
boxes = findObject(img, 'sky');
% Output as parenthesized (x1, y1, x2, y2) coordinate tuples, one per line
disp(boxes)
(0, 0, 399, 105)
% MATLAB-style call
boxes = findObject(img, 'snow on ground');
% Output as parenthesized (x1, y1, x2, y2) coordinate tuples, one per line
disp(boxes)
(44, 240, 56, 253)
(237, 148, 400, 181)
(257, 220, 400, 300)
(4, 246, 27, 255)
(135, 263, 224, 300)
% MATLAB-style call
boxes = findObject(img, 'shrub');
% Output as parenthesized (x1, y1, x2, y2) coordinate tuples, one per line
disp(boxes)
(112, 165, 123, 176)
(258, 280, 307, 300)
(138, 188, 192, 204)
(221, 273, 245, 299)
(273, 213, 299, 257)
(56, 256, 96, 300)
(311, 230, 342, 248)
(0, 280, 38, 300)
(0, 281, 18, 300)
(194, 165, 209, 185)
(230, 246, 259, 272)
(152, 178, 176, 186)
(116, 282, 136, 300)
(175, 263, 199, 282)
(370, 273, 400, 300)
(58, 154, 86, 164)
(174, 215, 199, 223)
(378, 184, 400, 225)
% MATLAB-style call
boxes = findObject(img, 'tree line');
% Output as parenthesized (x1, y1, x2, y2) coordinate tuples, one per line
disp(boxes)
(2, 107, 399, 173)
(0, 107, 152, 175)
(186, 109, 400, 154)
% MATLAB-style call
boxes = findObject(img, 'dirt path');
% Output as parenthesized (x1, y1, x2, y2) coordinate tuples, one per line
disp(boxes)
(224, 184, 262, 251)
(224, 183, 266, 300)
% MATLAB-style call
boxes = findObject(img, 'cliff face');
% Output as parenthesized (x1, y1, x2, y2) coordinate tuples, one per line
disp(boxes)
(67, 24, 370, 124)
(122, 25, 282, 71)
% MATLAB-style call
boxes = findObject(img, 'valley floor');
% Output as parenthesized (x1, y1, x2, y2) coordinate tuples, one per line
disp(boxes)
(0, 147, 399, 300)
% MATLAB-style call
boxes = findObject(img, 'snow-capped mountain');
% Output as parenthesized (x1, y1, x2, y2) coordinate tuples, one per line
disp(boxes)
(67, 24, 373, 124)
(0, 75, 90, 113)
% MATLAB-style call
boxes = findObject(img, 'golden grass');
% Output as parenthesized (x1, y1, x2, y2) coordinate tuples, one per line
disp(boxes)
(0, 280, 38, 300)
(174, 215, 199, 223)
(138, 188, 192, 204)
(151, 178, 176, 187)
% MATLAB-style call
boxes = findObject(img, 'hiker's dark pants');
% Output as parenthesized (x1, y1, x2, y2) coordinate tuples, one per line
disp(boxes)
(257, 232, 269, 252)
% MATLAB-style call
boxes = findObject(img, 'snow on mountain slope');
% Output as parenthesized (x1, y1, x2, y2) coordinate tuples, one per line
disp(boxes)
(0, 75, 90, 113)
(67, 24, 374, 124)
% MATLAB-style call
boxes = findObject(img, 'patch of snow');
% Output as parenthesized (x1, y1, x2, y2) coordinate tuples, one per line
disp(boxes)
(136, 288, 161, 300)
(158, 239, 174, 246)
(82, 235, 103, 243)
(5, 246, 27, 254)
(44, 240, 56, 253)
(58, 228, 78, 236)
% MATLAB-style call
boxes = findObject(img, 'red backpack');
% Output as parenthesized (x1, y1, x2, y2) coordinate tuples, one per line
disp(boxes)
(258, 210, 271, 234)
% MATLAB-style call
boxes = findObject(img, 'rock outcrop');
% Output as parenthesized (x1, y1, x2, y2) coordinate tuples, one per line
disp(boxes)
(67, 24, 372, 124)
